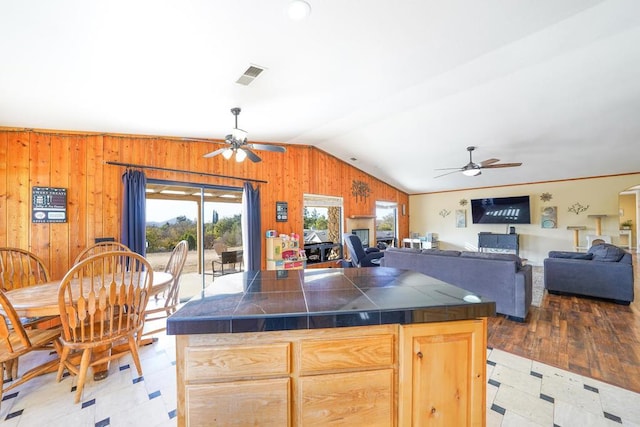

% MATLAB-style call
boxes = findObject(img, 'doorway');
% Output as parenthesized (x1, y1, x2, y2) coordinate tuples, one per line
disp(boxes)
(619, 185, 639, 252)
(376, 201, 398, 247)
(145, 180, 243, 298)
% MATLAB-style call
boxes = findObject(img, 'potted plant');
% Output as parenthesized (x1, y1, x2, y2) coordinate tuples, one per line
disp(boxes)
(621, 219, 632, 230)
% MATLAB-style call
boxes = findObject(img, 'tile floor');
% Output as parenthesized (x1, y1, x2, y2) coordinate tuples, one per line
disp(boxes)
(3, 334, 640, 426)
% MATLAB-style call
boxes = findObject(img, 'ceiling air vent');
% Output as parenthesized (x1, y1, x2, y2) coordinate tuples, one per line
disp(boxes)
(236, 65, 265, 86)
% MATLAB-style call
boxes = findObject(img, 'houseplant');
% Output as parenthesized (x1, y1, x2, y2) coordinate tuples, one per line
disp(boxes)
(621, 219, 633, 230)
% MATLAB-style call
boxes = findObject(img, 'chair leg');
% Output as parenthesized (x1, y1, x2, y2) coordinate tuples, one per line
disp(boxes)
(74, 348, 93, 404)
(57, 346, 72, 382)
(4, 360, 16, 381)
(128, 336, 144, 376)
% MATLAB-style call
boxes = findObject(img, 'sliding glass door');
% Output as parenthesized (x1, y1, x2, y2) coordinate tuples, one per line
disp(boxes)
(145, 180, 242, 299)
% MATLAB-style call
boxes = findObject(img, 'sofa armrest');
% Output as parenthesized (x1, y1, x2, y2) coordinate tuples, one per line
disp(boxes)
(512, 264, 533, 319)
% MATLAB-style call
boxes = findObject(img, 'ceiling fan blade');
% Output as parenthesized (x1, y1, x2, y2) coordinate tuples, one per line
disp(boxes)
(248, 143, 286, 153)
(482, 162, 522, 169)
(203, 148, 227, 158)
(434, 170, 463, 178)
(244, 148, 262, 163)
(434, 167, 463, 171)
(480, 158, 500, 167)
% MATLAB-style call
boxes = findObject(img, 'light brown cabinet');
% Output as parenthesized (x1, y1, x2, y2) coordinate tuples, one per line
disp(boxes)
(399, 319, 487, 426)
(176, 320, 486, 426)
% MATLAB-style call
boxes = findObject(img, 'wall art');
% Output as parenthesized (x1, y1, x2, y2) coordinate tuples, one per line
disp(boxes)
(456, 209, 466, 228)
(541, 206, 557, 228)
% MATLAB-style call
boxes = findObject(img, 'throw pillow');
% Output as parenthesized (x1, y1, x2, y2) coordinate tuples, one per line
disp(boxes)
(587, 243, 626, 262)
(548, 251, 594, 260)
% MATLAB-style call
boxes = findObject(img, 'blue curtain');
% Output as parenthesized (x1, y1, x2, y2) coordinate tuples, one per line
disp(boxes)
(121, 169, 147, 256)
(242, 182, 261, 270)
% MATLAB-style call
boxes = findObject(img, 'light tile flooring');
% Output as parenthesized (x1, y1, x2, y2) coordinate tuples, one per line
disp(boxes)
(3, 335, 640, 426)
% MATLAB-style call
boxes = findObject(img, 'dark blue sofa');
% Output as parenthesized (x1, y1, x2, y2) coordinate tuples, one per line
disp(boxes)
(544, 243, 634, 304)
(381, 247, 532, 321)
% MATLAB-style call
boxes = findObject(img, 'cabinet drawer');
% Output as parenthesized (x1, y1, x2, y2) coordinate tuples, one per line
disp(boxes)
(186, 377, 290, 426)
(298, 369, 393, 426)
(184, 343, 290, 381)
(299, 335, 394, 374)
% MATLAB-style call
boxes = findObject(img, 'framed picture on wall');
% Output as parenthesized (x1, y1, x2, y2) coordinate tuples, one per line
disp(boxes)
(541, 206, 557, 228)
(455, 209, 466, 228)
(276, 201, 288, 222)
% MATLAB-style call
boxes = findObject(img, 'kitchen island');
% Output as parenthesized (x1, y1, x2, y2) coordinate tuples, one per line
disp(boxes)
(167, 267, 495, 426)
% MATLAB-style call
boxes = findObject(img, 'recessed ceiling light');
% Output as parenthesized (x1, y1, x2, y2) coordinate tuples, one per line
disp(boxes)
(288, 0, 311, 21)
(350, 157, 357, 161)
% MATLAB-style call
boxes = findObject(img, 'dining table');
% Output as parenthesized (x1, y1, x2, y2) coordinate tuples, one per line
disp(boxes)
(5, 270, 173, 380)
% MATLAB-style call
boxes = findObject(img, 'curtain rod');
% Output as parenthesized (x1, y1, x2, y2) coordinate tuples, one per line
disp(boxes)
(105, 161, 267, 184)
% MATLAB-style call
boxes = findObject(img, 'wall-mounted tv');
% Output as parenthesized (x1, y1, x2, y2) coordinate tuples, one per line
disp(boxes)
(470, 195, 531, 224)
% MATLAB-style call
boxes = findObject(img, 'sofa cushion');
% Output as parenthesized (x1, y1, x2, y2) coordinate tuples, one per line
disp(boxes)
(460, 251, 523, 268)
(386, 247, 421, 254)
(587, 243, 626, 262)
(548, 251, 594, 260)
(420, 249, 461, 257)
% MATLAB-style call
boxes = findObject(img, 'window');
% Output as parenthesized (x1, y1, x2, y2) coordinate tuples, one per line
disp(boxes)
(376, 201, 398, 247)
(303, 194, 343, 264)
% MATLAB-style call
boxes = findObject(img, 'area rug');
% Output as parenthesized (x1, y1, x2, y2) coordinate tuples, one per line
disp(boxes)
(531, 265, 544, 307)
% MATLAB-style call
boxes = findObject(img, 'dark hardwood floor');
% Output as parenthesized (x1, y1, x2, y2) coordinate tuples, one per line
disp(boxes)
(488, 253, 640, 393)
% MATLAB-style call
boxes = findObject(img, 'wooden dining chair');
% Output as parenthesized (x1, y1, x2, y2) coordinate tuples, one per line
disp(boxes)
(0, 247, 58, 331)
(139, 240, 188, 345)
(0, 289, 62, 409)
(73, 241, 131, 264)
(0, 247, 51, 291)
(56, 251, 153, 403)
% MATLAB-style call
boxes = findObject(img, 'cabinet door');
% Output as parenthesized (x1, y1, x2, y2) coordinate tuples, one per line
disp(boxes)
(399, 320, 486, 427)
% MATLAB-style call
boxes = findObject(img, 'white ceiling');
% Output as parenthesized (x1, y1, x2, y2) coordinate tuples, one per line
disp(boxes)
(1, 0, 639, 194)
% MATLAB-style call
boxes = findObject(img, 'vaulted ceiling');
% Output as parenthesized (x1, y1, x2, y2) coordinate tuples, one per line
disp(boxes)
(1, 0, 639, 194)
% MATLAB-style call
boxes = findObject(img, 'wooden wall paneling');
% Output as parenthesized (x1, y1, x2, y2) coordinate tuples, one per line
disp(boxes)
(69, 135, 89, 265)
(285, 146, 305, 237)
(0, 132, 7, 247)
(29, 133, 51, 269)
(7, 132, 30, 249)
(84, 135, 103, 254)
(102, 136, 123, 243)
(171, 139, 192, 184)
(48, 135, 73, 279)
(0, 129, 409, 274)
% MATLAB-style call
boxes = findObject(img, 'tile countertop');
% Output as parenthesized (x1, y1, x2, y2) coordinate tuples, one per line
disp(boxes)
(166, 267, 496, 335)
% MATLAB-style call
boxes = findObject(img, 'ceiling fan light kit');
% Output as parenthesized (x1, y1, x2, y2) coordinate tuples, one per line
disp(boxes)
(194, 107, 287, 163)
(235, 149, 247, 162)
(463, 168, 481, 177)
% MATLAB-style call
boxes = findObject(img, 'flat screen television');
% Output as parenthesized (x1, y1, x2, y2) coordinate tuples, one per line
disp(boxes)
(470, 195, 531, 224)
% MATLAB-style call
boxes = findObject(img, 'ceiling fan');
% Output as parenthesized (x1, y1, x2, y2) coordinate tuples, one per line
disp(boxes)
(190, 107, 286, 163)
(434, 146, 522, 178)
